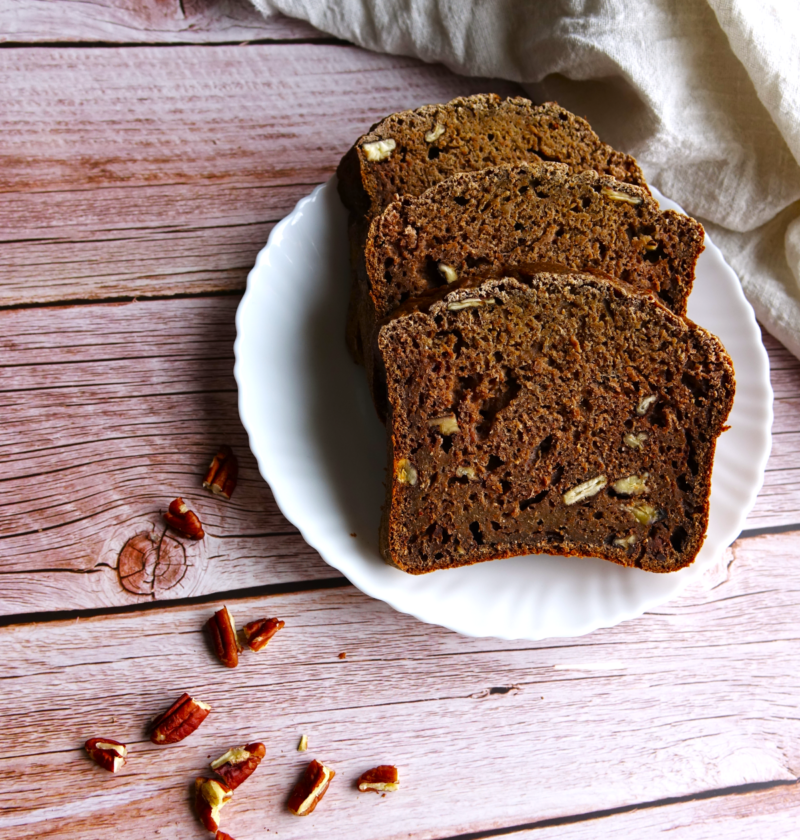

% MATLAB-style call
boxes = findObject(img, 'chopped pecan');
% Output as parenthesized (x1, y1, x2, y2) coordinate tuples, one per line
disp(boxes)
(216, 833, 236, 840)
(150, 692, 211, 744)
(84, 737, 128, 773)
(211, 742, 265, 790)
(242, 617, 285, 652)
(195, 777, 232, 833)
(163, 497, 204, 540)
(287, 759, 335, 816)
(357, 765, 399, 793)
(207, 606, 241, 668)
(203, 445, 239, 500)
(297, 733, 308, 752)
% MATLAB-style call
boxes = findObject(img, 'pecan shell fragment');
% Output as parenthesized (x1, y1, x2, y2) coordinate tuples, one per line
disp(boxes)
(357, 764, 399, 792)
(242, 616, 285, 652)
(288, 759, 335, 816)
(195, 777, 232, 833)
(150, 692, 211, 744)
(163, 497, 204, 540)
(207, 606, 241, 668)
(84, 737, 128, 773)
(211, 741, 265, 790)
(203, 445, 239, 499)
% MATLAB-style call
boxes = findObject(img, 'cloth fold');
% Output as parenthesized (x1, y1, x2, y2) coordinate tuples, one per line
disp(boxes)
(253, 0, 800, 358)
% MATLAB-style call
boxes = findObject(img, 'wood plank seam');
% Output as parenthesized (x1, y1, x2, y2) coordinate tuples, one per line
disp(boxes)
(738, 523, 800, 539)
(440, 780, 800, 840)
(0, 180, 324, 198)
(0, 577, 351, 630)
(0, 289, 244, 313)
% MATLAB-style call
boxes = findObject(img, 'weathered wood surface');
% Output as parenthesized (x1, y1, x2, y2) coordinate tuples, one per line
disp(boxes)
(0, 0, 323, 44)
(0, 44, 519, 305)
(0, 532, 797, 839)
(0, 296, 334, 616)
(0, 296, 795, 615)
(755, 331, 800, 529)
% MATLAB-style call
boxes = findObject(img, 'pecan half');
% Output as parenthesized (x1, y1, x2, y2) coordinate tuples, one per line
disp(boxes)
(163, 497, 204, 540)
(242, 617, 285, 652)
(357, 765, 399, 793)
(84, 738, 128, 773)
(150, 692, 211, 744)
(195, 777, 232, 833)
(207, 606, 241, 668)
(203, 445, 238, 500)
(287, 759, 335, 816)
(211, 742, 265, 790)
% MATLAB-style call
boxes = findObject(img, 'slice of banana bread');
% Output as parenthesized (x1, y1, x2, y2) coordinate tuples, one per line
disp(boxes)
(337, 94, 649, 363)
(337, 94, 648, 223)
(378, 274, 734, 575)
(361, 162, 704, 416)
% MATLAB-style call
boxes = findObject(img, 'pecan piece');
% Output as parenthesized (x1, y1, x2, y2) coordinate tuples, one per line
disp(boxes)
(242, 617, 285, 652)
(287, 759, 335, 816)
(84, 737, 127, 773)
(216, 833, 236, 840)
(211, 742, 265, 790)
(150, 692, 211, 744)
(357, 765, 399, 793)
(163, 497, 204, 540)
(203, 445, 238, 500)
(207, 606, 241, 668)
(195, 777, 232, 833)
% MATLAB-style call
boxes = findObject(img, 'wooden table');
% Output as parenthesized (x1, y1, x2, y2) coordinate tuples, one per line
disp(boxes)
(2, 3, 799, 838)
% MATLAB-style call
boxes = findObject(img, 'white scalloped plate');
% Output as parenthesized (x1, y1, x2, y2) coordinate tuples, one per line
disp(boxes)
(235, 177, 772, 640)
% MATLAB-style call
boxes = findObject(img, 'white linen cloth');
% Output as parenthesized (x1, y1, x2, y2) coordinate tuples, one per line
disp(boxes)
(253, 0, 800, 358)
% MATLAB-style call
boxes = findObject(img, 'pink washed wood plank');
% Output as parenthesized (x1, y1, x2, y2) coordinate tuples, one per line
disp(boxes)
(0, 297, 334, 615)
(0, 44, 519, 304)
(500, 783, 800, 840)
(0, 532, 797, 839)
(0, 0, 322, 44)
(0, 185, 282, 304)
(745, 330, 800, 528)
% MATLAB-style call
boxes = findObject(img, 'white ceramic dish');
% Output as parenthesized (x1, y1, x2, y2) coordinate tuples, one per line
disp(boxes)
(235, 177, 772, 640)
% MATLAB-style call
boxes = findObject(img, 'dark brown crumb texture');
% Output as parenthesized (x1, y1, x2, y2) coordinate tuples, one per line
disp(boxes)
(360, 162, 704, 415)
(378, 274, 735, 575)
(337, 94, 649, 364)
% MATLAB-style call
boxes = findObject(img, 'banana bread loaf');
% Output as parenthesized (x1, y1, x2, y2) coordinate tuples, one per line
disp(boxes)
(361, 162, 704, 416)
(378, 274, 734, 574)
(337, 95, 649, 363)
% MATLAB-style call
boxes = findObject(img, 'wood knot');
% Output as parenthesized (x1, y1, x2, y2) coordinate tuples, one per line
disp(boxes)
(118, 529, 188, 597)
